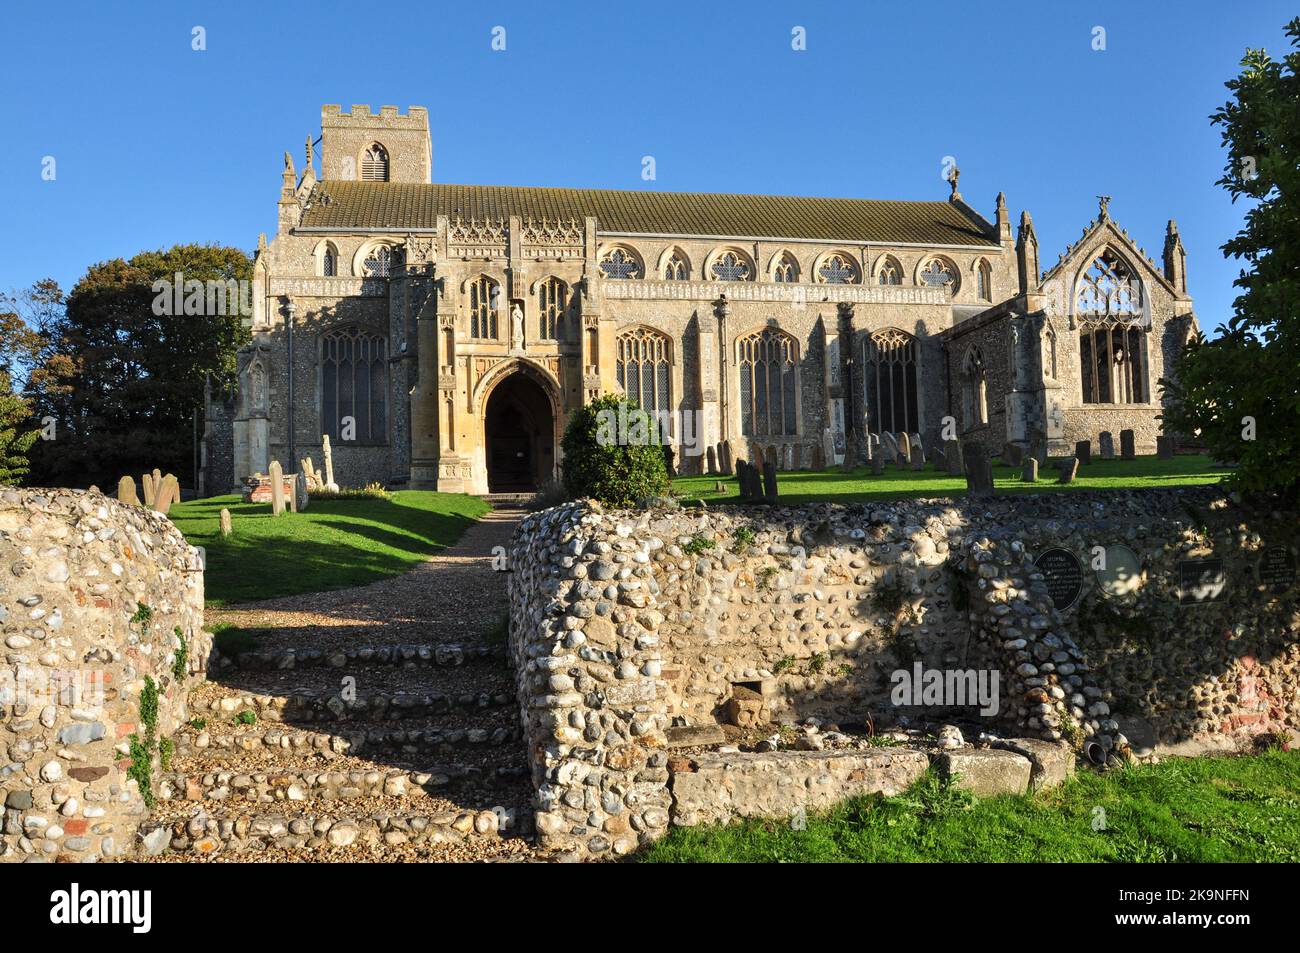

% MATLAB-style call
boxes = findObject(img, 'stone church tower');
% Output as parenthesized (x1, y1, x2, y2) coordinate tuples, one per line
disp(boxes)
(201, 105, 1198, 495)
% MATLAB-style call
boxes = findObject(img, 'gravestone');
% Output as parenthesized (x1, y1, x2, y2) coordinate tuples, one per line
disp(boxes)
(152, 474, 179, 515)
(865, 432, 879, 463)
(870, 450, 885, 475)
(1034, 548, 1084, 611)
(720, 441, 733, 476)
(944, 439, 964, 476)
(322, 435, 338, 491)
(288, 473, 300, 513)
(141, 472, 156, 508)
(897, 432, 912, 470)
(1259, 546, 1296, 594)
(783, 444, 794, 472)
(1120, 429, 1136, 461)
(931, 445, 946, 471)
(1156, 435, 1175, 460)
(881, 432, 899, 465)
(793, 444, 806, 470)
(1021, 458, 1039, 482)
(1098, 431, 1115, 459)
(910, 433, 925, 464)
(1178, 558, 1226, 605)
(706, 446, 717, 475)
(219, 507, 232, 537)
(750, 443, 765, 468)
(909, 444, 925, 471)
(762, 462, 778, 503)
(269, 460, 286, 516)
(1075, 440, 1091, 465)
(300, 456, 319, 491)
(1057, 457, 1080, 484)
(963, 443, 993, 496)
(117, 476, 139, 506)
(1001, 442, 1024, 467)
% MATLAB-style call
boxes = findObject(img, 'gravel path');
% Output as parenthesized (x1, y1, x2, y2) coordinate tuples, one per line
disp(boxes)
(156, 508, 543, 863)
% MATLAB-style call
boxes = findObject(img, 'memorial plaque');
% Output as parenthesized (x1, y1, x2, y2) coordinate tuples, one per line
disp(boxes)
(1259, 546, 1296, 594)
(1178, 558, 1226, 605)
(1098, 544, 1142, 598)
(1035, 548, 1084, 611)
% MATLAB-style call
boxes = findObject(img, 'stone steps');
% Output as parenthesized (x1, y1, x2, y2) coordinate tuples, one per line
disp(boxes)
(173, 722, 523, 759)
(156, 764, 528, 805)
(139, 806, 533, 857)
(210, 641, 507, 673)
(189, 688, 515, 724)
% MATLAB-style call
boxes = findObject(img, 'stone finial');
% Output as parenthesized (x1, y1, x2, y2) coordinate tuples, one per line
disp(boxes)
(1097, 195, 1111, 220)
(947, 163, 961, 200)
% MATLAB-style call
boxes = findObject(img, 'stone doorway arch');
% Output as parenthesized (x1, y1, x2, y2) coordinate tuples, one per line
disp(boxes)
(477, 360, 561, 492)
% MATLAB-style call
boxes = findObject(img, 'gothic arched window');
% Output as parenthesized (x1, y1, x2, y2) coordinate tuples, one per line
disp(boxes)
(961, 345, 988, 429)
(772, 252, 799, 283)
(663, 250, 689, 280)
(536, 277, 567, 340)
(320, 243, 338, 277)
(1080, 324, 1147, 404)
(816, 254, 859, 284)
(469, 275, 500, 339)
(863, 328, 919, 435)
(1076, 249, 1141, 316)
(710, 250, 753, 282)
(599, 247, 643, 280)
(737, 328, 798, 437)
(361, 143, 389, 181)
(876, 256, 902, 285)
(977, 259, 992, 301)
(616, 327, 672, 434)
(321, 326, 388, 443)
(362, 245, 394, 278)
(919, 257, 958, 293)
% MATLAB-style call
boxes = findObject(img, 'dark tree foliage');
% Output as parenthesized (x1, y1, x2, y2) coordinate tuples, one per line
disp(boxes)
(1162, 18, 1300, 495)
(26, 244, 251, 489)
(560, 393, 669, 506)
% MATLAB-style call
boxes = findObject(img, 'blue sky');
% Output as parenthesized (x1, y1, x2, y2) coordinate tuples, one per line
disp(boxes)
(0, 0, 1293, 331)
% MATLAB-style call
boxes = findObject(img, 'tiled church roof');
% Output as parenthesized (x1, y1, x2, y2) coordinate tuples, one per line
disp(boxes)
(300, 182, 999, 247)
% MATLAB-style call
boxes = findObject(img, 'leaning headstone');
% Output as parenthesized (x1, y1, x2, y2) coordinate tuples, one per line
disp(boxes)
(141, 472, 156, 508)
(219, 507, 232, 537)
(269, 460, 286, 515)
(706, 446, 717, 475)
(152, 475, 179, 515)
(762, 462, 778, 503)
(1120, 429, 1136, 461)
(1001, 442, 1024, 467)
(1098, 432, 1115, 459)
(152, 468, 162, 490)
(1058, 457, 1080, 484)
(897, 432, 911, 470)
(1075, 440, 1091, 465)
(963, 443, 994, 497)
(1156, 435, 1175, 460)
(719, 441, 733, 476)
(944, 439, 964, 476)
(322, 435, 339, 491)
(288, 473, 300, 513)
(117, 476, 139, 506)
(1021, 458, 1039, 482)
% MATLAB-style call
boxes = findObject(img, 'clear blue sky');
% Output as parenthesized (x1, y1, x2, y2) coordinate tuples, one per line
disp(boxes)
(1, 0, 1293, 331)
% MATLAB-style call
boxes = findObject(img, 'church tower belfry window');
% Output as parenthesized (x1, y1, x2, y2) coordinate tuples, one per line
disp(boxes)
(361, 143, 389, 181)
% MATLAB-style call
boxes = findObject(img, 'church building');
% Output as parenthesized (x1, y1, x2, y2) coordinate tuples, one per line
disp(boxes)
(201, 104, 1199, 495)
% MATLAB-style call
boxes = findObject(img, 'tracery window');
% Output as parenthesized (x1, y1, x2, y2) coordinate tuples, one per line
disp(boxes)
(536, 277, 567, 340)
(468, 275, 500, 339)
(362, 245, 396, 278)
(977, 259, 992, 301)
(737, 328, 798, 437)
(361, 143, 389, 182)
(663, 251, 689, 280)
(616, 327, 672, 434)
(1080, 325, 1147, 404)
(919, 257, 958, 292)
(772, 253, 799, 283)
(877, 257, 902, 285)
(321, 326, 388, 443)
(817, 254, 859, 284)
(863, 328, 919, 435)
(961, 345, 988, 429)
(321, 244, 337, 277)
(711, 251, 753, 282)
(1076, 249, 1141, 316)
(599, 248, 643, 280)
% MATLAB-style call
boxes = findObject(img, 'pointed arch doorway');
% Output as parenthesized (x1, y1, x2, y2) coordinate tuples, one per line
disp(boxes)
(484, 372, 555, 492)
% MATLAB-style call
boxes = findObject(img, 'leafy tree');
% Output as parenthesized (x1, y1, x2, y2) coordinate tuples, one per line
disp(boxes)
(0, 280, 67, 485)
(1162, 18, 1300, 495)
(560, 393, 669, 506)
(26, 244, 251, 489)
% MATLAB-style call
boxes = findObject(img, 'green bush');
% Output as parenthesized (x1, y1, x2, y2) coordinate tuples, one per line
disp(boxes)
(560, 394, 669, 507)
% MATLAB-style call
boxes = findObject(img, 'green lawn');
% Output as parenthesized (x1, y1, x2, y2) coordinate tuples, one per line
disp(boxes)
(170, 491, 490, 606)
(639, 749, 1300, 863)
(672, 454, 1224, 505)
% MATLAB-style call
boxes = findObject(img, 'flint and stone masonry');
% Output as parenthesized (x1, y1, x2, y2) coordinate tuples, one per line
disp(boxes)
(508, 489, 1298, 857)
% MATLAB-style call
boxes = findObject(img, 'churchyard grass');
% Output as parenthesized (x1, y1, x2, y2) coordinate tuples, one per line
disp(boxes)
(672, 454, 1222, 505)
(170, 491, 490, 605)
(639, 748, 1300, 863)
